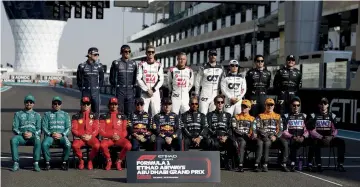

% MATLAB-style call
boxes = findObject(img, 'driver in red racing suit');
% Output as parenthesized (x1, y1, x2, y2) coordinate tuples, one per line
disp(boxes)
(71, 97, 100, 170)
(99, 97, 132, 170)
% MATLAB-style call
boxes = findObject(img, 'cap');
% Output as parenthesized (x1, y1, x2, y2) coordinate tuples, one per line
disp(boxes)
(109, 97, 118, 104)
(81, 96, 90, 103)
(286, 55, 296, 61)
(291, 96, 301, 103)
(229, 59, 239, 65)
(121, 45, 131, 52)
(161, 98, 172, 105)
(241, 99, 252, 108)
(265, 98, 275, 105)
(208, 49, 217, 55)
(86, 47, 99, 57)
(135, 98, 144, 104)
(24, 94, 35, 103)
(320, 97, 329, 104)
(52, 96, 62, 102)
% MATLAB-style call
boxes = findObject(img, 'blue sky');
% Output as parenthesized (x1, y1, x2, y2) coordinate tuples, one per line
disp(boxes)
(1, 2, 155, 68)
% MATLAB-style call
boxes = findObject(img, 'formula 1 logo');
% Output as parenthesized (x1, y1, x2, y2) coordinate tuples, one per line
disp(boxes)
(228, 83, 240, 89)
(206, 75, 219, 82)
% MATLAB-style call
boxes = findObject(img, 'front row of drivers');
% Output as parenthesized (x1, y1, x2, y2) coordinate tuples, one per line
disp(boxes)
(10, 94, 346, 173)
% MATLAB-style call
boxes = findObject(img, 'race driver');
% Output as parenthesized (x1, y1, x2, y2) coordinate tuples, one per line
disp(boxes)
(255, 98, 289, 172)
(206, 95, 234, 170)
(153, 98, 182, 151)
(76, 47, 105, 115)
(273, 55, 302, 115)
(282, 97, 309, 172)
(136, 45, 164, 115)
(231, 100, 262, 172)
(11, 94, 41, 172)
(245, 55, 271, 117)
(71, 97, 100, 170)
(194, 49, 224, 115)
(167, 52, 194, 114)
(181, 97, 210, 151)
(99, 97, 131, 171)
(307, 97, 346, 172)
(41, 96, 71, 171)
(221, 59, 247, 116)
(109, 44, 137, 116)
(128, 98, 155, 151)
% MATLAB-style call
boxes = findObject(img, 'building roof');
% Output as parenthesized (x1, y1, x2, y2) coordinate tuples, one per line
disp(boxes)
(127, 0, 169, 13)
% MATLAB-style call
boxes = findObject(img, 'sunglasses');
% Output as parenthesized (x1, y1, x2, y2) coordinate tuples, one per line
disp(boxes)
(136, 103, 144, 106)
(230, 64, 239, 67)
(163, 103, 172, 105)
(319, 102, 328, 105)
(25, 101, 34, 104)
(147, 51, 155, 54)
(92, 54, 99, 56)
(82, 102, 91, 106)
(216, 101, 224, 104)
(123, 50, 131, 54)
(241, 105, 248, 108)
(109, 103, 118, 105)
(287, 59, 295, 62)
(266, 104, 274, 106)
(52, 102, 62, 106)
(191, 103, 199, 106)
(209, 53, 217, 56)
(256, 60, 264, 63)
(292, 104, 300, 107)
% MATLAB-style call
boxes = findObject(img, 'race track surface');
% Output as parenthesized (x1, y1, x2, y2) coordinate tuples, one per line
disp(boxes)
(1, 86, 360, 187)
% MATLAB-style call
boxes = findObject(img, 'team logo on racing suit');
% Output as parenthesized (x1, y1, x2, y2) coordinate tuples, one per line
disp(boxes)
(90, 114, 93, 119)
(228, 83, 240, 89)
(145, 74, 156, 83)
(207, 75, 219, 82)
(117, 114, 122, 119)
(176, 78, 187, 87)
(78, 119, 83, 124)
(106, 119, 111, 124)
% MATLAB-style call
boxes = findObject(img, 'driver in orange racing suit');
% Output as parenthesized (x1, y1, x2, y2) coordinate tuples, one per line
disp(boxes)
(99, 97, 132, 170)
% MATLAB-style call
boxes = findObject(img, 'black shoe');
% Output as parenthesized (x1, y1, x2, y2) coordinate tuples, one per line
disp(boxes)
(337, 164, 346, 172)
(61, 161, 68, 171)
(225, 159, 233, 171)
(307, 164, 314, 172)
(290, 164, 296, 172)
(281, 164, 290, 172)
(317, 165, 323, 172)
(253, 165, 261, 172)
(44, 162, 50, 171)
(262, 165, 268, 172)
(237, 166, 244, 172)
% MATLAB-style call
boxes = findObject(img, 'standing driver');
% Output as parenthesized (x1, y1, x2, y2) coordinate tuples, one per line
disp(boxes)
(109, 45, 137, 117)
(273, 55, 302, 115)
(77, 47, 105, 115)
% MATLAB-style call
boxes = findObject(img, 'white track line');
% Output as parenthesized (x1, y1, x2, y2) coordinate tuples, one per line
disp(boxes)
(336, 136, 360, 142)
(297, 171, 343, 186)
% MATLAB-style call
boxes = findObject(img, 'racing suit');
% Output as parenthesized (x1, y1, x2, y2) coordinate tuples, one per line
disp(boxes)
(255, 111, 288, 164)
(194, 62, 224, 115)
(136, 61, 164, 115)
(77, 61, 105, 114)
(127, 111, 154, 151)
(99, 112, 131, 162)
(168, 66, 194, 114)
(11, 110, 41, 162)
(282, 113, 309, 163)
(206, 110, 235, 168)
(71, 111, 100, 162)
(307, 112, 345, 166)
(221, 72, 247, 116)
(180, 110, 210, 151)
(41, 110, 71, 162)
(273, 67, 302, 115)
(245, 68, 271, 116)
(153, 112, 182, 151)
(232, 113, 262, 165)
(109, 59, 137, 116)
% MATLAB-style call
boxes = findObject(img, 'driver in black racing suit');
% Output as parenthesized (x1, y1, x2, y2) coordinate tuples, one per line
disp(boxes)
(206, 95, 234, 170)
(181, 97, 210, 151)
(273, 55, 302, 115)
(245, 55, 271, 117)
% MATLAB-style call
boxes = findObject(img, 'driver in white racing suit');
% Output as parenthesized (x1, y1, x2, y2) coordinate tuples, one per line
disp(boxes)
(221, 60, 247, 116)
(136, 45, 164, 115)
(194, 49, 224, 115)
(167, 52, 194, 114)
